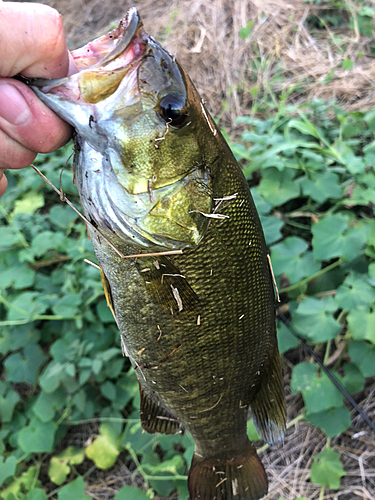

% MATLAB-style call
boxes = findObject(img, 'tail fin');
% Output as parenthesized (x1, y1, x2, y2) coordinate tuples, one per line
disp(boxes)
(188, 440, 268, 500)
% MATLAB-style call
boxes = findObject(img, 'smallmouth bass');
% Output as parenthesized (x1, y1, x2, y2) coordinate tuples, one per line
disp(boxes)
(32, 9, 286, 500)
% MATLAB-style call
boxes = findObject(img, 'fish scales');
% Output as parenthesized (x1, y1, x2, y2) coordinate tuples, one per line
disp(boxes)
(31, 8, 286, 500)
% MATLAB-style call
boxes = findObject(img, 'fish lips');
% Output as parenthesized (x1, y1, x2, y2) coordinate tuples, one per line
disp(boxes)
(30, 8, 147, 109)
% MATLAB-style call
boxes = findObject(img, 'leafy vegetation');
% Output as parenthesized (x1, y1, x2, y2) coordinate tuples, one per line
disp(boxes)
(1, 96, 374, 499)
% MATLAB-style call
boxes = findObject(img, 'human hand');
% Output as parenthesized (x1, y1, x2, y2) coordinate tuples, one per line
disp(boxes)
(0, 1, 73, 196)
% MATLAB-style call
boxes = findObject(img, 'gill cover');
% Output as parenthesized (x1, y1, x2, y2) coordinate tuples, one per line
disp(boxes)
(31, 8, 212, 249)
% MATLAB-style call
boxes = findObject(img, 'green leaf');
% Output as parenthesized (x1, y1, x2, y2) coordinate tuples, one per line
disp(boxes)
(57, 476, 92, 500)
(49, 447, 85, 485)
(260, 215, 284, 246)
(271, 237, 320, 284)
(257, 168, 300, 207)
(348, 340, 375, 377)
(312, 214, 367, 261)
(7, 292, 48, 321)
(1, 466, 39, 498)
(0, 456, 17, 488)
(310, 447, 346, 489)
(342, 362, 365, 394)
(26, 489, 48, 500)
(52, 293, 81, 318)
(301, 171, 342, 203)
(276, 321, 299, 354)
(121, 418, 153, 455)
(342, 58, 354, 70)
(85, 424, 120, 469)
(306, 406, 351, 437)
(292, 296, 341, 342)
(0, 263, 35, 290)
(0, 389, 20, 423)
(11, 193, 44, 219)
(4, 344, 46, 384)
(114, 486, 149, 500)
(246, 418, 261, 441)
(347, 307, 375, 343)
(39, 362, 65, 393)
(335, 273, 375, 310)
(291, 362, 344, 413)
(18, 416, 57, 453)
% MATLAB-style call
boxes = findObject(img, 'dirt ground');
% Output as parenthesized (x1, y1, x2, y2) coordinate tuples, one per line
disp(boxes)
(28, 1, 375, 498)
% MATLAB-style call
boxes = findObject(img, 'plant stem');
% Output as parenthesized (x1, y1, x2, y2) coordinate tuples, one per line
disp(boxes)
(279, 258, 344, 294)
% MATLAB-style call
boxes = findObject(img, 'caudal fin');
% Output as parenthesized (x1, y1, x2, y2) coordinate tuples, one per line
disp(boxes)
(188, 440, 268, 500)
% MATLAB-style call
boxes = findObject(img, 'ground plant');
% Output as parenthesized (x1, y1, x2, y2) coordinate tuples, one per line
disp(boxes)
(1, 0, 375, 499)
(1, 97, 374, 499)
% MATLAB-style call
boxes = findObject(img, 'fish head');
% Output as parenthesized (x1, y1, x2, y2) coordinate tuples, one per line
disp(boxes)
(32, 8, 220, 250)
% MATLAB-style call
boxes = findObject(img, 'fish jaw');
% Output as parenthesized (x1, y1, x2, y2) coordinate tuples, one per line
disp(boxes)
(31, 8, 213, 250)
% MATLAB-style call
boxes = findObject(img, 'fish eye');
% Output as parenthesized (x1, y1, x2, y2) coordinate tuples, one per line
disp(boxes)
(158, 92, 188, 128)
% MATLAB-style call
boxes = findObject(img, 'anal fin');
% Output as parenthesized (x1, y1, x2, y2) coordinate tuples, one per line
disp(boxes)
(188, 439, 267, 500)
(250, 345, 286, 446)
(139, 383, 182, 435)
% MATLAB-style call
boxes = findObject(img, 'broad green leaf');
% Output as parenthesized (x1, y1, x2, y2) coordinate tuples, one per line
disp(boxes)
(4, 344, 46, 384)
(7, 292, 48, 321)
(347, 307, 375, 343)
(121, 418, 154, 455)
(301, 170, 342, 203)
(348, 340, 375, 377)
(18, 417, 57, 453)
(291, 362, 344, 413)
(260, 215, 284, 246)
(288, 118, 325, 141)
(276, 321, 299, 354)
(39, 362, 65, 393)
(0, 389, 20, 423)
(306, 406, 351, 437)
(26, 489, 48, 500)
(271, 236, 320, 284)
(257, 168, 300, 207)
(57, 476, 92, 500)
(30, 231, 65, 259)
(335, 273, 375, 310)
(52, 293, 81, 318)
(85, 424, 120, 469)
(310, 447, 346, 489)
(342, 363, 365, 394)
(0, 456, 17, 488)
(11, 193, 44, 219)
(49, 447, 85, 485)
(292, 296, 341, 342)
(312, 214, 367, 261)
(48, 205, 77, 230)
(0, 263, 35, 290)
(1, 466, 39, 498)
(114, 486, 149, 500)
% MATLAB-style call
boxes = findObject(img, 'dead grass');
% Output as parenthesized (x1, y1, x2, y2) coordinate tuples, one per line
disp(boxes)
(41, 0, 375, 127)
(32, 1, 375, 498)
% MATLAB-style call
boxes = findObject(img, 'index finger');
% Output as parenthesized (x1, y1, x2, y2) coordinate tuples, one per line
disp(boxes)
(0, 2, 70, 79)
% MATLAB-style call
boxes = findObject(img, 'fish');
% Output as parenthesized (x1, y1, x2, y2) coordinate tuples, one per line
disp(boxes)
(30, 8, 286, 500)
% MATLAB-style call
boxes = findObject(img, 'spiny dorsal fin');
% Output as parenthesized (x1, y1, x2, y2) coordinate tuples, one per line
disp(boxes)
(136, 255, 199, 315)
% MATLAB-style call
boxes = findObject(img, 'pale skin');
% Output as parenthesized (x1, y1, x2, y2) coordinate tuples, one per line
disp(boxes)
(0, 2, 73, 196)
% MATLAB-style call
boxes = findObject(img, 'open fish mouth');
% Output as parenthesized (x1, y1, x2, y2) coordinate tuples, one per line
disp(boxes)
(32, 8, 147, 104)
(30, 9, 212, 250)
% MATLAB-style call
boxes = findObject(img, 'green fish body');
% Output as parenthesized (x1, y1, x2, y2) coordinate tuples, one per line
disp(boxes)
(32, 9, 286, 499)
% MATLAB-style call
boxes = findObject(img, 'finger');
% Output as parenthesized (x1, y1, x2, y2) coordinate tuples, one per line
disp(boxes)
(0, 79, 72, 154)
(0, 128, 37, 170)
(0, 170, 8, 197)
(0, 2, 69, 79)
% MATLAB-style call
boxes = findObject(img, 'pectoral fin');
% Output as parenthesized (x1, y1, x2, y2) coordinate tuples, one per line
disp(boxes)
(100, 267, 118, 325)
(136, 255, 199, 315)
(139, 383, 182, 434)
(250, 344, 286, 446)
